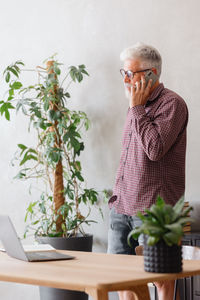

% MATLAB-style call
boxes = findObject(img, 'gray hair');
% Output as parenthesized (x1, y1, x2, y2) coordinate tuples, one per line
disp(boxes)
(120, 42, 162, 78)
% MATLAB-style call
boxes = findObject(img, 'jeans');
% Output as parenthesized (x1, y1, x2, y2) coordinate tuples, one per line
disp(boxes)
(107, 206, 144, 255)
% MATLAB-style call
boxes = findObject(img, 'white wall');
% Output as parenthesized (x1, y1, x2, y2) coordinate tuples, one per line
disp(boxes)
(0, 0, 200, 299)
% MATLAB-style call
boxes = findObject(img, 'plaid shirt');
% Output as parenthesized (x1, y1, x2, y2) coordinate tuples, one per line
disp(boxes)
(109, 83, 188, 216)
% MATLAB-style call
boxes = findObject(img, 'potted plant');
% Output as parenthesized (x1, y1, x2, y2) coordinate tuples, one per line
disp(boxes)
(0, 57, 104, 300)
(128, 196, 193, 273)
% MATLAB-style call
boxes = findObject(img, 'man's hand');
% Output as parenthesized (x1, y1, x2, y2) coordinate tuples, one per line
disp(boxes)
(129, 76, 152, 108)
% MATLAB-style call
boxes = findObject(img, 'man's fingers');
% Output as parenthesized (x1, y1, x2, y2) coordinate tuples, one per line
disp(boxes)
(131, 86, 133, 96)
(143, 79, 152, 99)
(135, 81, 141, 92)
(141, 76, 146, 90)
(131, 84, 136, 96)
(147, 79, 152, 90)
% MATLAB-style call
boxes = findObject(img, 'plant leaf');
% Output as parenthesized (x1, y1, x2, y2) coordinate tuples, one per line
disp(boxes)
(173, 197, 185, 216)
(5, 72, 10, 83)
(10, 81, 22, 89)
(8, 67, 19, 77)
(147, 236, 160, 246)
(156, 195, 165, 207)
(165, 223, 182, 235)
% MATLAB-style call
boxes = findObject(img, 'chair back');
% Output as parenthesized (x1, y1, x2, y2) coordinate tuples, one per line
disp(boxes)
(135, 245, 200, 260)
(182, 245, 200, 260)
(135, 245, 143, 256)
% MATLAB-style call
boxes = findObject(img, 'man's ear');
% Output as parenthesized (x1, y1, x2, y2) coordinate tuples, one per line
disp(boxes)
(152, 68, 157, 75)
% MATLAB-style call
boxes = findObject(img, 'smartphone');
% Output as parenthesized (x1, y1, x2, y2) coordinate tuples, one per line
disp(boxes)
(144, 70, 158, 87)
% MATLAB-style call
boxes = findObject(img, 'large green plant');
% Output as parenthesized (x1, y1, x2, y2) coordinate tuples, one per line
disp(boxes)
(0, 57, 103, 237)
(128, 196, 193, 246)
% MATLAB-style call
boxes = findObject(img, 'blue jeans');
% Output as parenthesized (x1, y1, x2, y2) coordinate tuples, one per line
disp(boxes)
(107, 207, 144, 255)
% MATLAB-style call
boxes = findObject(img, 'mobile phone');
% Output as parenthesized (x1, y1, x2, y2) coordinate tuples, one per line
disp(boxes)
(144, 70, 158, 87)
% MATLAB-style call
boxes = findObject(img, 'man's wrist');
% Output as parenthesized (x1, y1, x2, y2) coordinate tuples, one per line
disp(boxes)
(129, 99, 146, 108)
(130, 103, 142, 108)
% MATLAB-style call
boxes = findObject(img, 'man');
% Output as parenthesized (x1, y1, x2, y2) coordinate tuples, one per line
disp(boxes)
(107, 43, 188, 300)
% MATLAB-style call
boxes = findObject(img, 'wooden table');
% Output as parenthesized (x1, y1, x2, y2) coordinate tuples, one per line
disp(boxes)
(1, 250, 200, 300)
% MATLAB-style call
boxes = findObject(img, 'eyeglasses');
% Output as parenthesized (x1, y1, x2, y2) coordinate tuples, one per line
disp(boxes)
(120, 68, 151, 79)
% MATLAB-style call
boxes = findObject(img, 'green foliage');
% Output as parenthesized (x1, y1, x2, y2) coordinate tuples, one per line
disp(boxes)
(0, 101, 15, 120)
(17, 144, 38, 166)
(69, 65, 89, 83)
(3, 61, 24, 82)
(1, 57, 102, 238)
(128, 196, 193, 247)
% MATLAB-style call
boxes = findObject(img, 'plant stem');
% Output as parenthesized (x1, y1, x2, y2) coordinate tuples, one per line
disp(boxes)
(60, 72, 70, 87)
(21, 69, 46, 73)
(64, 79, 73, 92)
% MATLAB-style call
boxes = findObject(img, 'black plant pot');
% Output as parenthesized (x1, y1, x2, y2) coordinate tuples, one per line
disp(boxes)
(36, 234, 93, 300)
(143, 237, 182, 273)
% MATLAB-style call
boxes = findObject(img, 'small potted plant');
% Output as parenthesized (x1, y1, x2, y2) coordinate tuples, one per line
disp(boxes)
(128, 196, 193, 273)
(0, 57, 105, 300)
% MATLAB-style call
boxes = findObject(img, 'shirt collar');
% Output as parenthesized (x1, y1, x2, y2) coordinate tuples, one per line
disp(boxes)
(147, 83, 164, 102)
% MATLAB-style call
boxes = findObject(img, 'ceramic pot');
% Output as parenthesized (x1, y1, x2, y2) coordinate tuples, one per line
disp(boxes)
(36, 234, 93, 300)
(143, 237, 182, 273)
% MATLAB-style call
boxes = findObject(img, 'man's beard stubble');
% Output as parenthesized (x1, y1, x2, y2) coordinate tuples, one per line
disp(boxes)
(124, 83, 132, 100)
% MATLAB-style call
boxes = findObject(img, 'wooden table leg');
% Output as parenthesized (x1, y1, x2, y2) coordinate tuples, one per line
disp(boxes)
(128, 284, 150, 300)
(85, 288, 108, 300)
(86, 284, 150, 300)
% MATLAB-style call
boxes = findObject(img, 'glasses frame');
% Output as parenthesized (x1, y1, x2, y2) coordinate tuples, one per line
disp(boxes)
(120, 68, 151, 79)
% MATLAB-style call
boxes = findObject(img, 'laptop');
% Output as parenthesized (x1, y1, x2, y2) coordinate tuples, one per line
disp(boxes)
(0, 215, 75, 262)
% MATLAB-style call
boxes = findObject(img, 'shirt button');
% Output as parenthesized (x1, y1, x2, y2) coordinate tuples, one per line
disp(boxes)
(126, 147, 129, 150)
(124, 161, 126, 165)
(129, 133, 132, 137)
(121, 175, 124, 180)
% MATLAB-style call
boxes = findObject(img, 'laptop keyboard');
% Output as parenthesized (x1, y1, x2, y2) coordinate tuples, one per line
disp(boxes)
(26, 251, 74, 261)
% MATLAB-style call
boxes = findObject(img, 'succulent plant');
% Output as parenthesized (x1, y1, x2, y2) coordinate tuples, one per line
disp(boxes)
(128, 196, 193, 246)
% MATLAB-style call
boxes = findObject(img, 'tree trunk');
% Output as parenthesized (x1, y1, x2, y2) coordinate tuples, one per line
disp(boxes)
(47, 60, 65, 233)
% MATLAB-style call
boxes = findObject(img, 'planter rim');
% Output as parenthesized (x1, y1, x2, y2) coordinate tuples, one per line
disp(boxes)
(144, 236, 181, 248)
(36, 233, 93, 240)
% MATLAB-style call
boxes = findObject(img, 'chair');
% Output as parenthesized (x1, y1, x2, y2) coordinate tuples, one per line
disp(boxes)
(135, 245, 200, 300)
